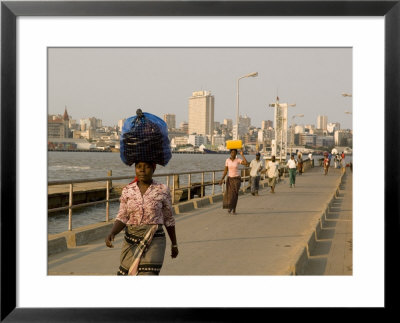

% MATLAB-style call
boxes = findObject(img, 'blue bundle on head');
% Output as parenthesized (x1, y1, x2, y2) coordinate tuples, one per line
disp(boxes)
(120, 109, 172, 166)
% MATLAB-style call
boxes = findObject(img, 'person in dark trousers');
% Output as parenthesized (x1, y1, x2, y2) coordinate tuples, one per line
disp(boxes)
(286, 154, 297, 188)
(265, 155, 279, 193)
(248, 152, 264, 196)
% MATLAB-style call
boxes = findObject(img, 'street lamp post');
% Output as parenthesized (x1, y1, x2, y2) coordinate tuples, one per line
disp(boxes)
(290, 114, 304, 155)
(235, 72, 258, 140)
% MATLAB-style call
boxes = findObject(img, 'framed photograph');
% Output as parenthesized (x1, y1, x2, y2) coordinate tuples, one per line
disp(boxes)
(2, 0, 399, 321)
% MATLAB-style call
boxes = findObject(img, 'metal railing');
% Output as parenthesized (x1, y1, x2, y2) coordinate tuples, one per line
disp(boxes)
(48, 167, 259, 231)
(48, 159, 314, 232)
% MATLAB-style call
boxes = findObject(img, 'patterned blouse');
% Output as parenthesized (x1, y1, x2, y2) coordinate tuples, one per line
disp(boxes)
(116, 180, 175, 227)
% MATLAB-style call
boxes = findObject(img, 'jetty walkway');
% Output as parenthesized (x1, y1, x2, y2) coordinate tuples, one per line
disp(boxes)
(48, 166, 352, 275)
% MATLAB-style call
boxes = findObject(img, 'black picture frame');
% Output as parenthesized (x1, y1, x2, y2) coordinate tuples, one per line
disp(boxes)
(1, 1, 399, 321)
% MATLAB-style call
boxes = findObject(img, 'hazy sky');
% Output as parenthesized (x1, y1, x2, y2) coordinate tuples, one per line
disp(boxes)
(48, 47, 352, 129)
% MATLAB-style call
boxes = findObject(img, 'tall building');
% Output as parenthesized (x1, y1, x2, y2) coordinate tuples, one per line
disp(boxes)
(317, 115, 328, 130)
(163, 114, 176, 130)
(235, 114, 251, 139)
(188, 91, 214, 136)
(118, 118, 126, 133)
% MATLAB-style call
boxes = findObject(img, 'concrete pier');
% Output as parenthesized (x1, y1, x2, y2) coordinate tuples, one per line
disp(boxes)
(48, 166, 352, 275)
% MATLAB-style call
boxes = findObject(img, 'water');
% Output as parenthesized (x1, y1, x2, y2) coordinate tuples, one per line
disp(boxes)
(48, 151, 232, 234)
(48, 151, 231, 181)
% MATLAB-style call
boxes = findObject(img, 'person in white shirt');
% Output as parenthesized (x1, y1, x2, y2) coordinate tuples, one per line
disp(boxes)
(308, 152, 313, 167)
(265, 155, 279, 193)
(248, 152, 264, 196)
(286, 154, 298, 188)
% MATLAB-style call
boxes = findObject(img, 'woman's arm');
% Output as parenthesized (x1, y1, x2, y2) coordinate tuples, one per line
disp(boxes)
(219, 166, 228, 185)
(239, 151, 249, 166)
(166, 226, 179, 258)
(105, 219, 126, 248)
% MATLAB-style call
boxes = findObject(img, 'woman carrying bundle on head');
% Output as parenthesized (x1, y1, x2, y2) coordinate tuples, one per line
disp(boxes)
(219, 148, 248, 215)
(105, 109, 178, 275)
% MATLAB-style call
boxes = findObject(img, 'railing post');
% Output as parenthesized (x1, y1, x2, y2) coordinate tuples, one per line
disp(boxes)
(188, 174, 191, 200)
(68, 183, 73, 231)
(106, 179, 110, 222)
(212, 172, 215, 196)
(166, 175, 170, 189)
(107, 170, 112, 188)
(242, 169, 245, 192)
(201, 172, 204, 198)
(172, 175, 176, 204)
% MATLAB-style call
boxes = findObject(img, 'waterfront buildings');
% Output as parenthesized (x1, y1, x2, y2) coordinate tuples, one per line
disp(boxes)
(163, 113, 176, 130)
(300, 133, 317, 146)
(223, 119, 233, 131)
(327, 122, 340, 134)
(334, 129, 353, 146)
(188, 134, 207, 146)
(188, 90, 215, 136)
(180, 121, 189, 134)
(261, 120, 273, 130)
(48, 107, 71, 138)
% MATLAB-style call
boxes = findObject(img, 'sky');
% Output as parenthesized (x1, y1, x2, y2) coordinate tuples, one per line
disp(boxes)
(48, 47, 352, 129)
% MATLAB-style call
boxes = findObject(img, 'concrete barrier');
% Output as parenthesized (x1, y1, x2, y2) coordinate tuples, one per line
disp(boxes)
(75, 222, 114, 246)
(211, 194, 223, 203)
(289, 172, 345, 275)
(48, 222, 114, 255)
(48, 237, 68, 256)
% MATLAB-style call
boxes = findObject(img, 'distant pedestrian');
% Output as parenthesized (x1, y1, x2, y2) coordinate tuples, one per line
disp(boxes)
(248, 152, 264, 196)
(265, 155, 279, 193)
(340, 155, 346, 174)
(286, 154, 297, 188)
(323, 155, 330, 175)
(308, 152, 313, 167)
(297, 153, 303, 175)
(219, 149, 249, 215)
(334, 155, 338, 169)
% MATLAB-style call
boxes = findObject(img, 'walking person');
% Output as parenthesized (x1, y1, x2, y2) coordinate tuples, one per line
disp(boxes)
(248, 152, 264, 196)
(219, 149, 248, 214)
(297, 153, 303, 175)
(286, 154, 297, 188)
(105, 161, 178, 275)
(265, 155, 279, 193)
(323, 155, 330, 175)
(308, 152, 313, 167)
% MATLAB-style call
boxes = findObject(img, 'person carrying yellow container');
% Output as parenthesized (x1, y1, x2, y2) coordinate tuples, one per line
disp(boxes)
(219, 141, 248, 215)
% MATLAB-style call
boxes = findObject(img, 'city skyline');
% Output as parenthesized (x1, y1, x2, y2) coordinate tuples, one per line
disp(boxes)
(48, 47, 352, 129)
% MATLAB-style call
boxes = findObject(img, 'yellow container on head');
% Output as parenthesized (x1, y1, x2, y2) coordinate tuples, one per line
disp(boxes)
(226, 140, 243, 150)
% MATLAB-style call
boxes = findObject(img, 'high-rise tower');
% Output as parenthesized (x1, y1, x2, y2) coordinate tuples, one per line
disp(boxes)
(188, 91, 215, 136)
